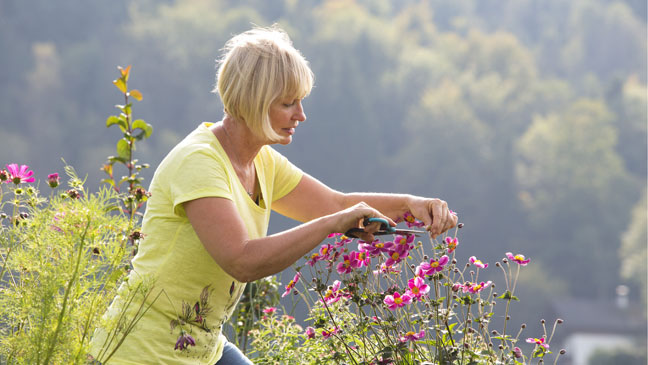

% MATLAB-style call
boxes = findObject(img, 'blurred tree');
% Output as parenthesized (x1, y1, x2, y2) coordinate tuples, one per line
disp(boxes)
(515, 99, 640, 297)
(619, 188, 647, 305)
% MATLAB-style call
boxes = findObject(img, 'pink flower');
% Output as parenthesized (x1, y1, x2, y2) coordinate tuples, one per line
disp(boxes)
(394, 234, 415, 249)
(337, 254, 358, 274)
(506, 252, 530, 266)
(416, 255, 449, 276)
(374, 262, 401, 275)
(445, 237, 458, 253)
(351, 251, 371, 268)
(327, 233, 342, 238)
(321, 327, 339, 339)
(512, 346, 523, 358)
(383, 291, 412, 310)
(403, 212, 425, 228)
(321, 280, 349, 305)
(464, 281, 492, 294)
(281, 272, 301, 297)
(262, 307, 277, 315)
(385, 244, 409, 267)
(47, 173, 60, 188)
(399, 329, 425, 342)
(5, 164, 35, 185)
(469, 256, 488, 269)
(174, 332, 196, 350)
(335, 235, 353, 247)
(526, 337, 550, 349)
(405, 276, 430, 299)
(358, 239, 393, 257)
(305, 326, 316, 339)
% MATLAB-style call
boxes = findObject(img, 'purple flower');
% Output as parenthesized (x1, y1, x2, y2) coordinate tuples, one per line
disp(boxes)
(512, 346, 523, 358)
(405, 276, 430, 299)
(336, 254, 358, 274)
(358, 239, 394, 257)
(174, 332, 196, 350)
(305, 326, 316, 339)
(403, 212, 425, 228)
(5, 164, 35, 185)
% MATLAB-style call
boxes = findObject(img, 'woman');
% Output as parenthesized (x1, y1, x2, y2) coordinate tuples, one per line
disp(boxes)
(90, 26, 457, 364)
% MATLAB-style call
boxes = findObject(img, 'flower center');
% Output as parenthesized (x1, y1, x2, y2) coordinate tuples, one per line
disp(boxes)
(376, 243, 384, 248)
(394, 297, 402, 305)
(344, 259, 350, 267)
(391, 252, 400, 260)
(412, 287, 419, 294)
(405, 331, 415, 337)
(431, 262, 439, 268)
(515, 255, 525, 261)
(398, 238, 406, 245)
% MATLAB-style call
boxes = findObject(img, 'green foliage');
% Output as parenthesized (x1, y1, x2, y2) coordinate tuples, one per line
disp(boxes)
(0, 168, 134, 364)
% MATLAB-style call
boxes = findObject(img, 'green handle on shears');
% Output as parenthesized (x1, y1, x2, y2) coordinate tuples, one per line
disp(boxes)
(362, 217, 395, 233)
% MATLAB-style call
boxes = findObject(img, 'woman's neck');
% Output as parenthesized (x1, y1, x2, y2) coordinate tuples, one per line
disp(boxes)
(211, 116, 263, 168)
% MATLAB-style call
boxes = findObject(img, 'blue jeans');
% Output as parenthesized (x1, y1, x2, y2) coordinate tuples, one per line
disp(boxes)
(215, 341, 253, 364)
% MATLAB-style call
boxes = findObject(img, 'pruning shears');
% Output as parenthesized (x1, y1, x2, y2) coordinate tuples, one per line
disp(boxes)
(344, 217, 427, 239)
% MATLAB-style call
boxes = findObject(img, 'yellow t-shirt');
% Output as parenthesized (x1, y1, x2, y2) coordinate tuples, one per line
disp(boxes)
(90, 122, 303, 364)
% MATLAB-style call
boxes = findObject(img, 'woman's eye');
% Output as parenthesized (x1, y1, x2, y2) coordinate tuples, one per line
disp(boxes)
(283, 101, 295, 107)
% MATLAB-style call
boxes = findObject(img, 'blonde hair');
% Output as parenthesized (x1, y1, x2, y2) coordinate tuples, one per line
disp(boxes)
(214, 26, 314, 141)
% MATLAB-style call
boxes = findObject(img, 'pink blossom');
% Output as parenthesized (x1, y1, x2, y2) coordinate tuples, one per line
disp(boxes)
(399, 329, 425, 342)
(336, 254, 358, 274)
(374, 262, 401, 275)
(5, 164, 35, 185)
(403, 212, 425, 228)
(383, 291, 412, 310)
(405, 276, 430, 299)
(321, 280, 349, 305)
(416, 255, 449, 276)
(526, 337, 549, 349)
(506, 252, 530, 266)
(445, 237, 458, 253)
(385, 244, 410, 267)
(469, 256, 488, 269)
(47, 173, 60, 188)
(327, 233, 342, 238)
(394, 234, 415, 249)
(358, 239, 393, 257)
(305, 326, 316, 339)
(351, 251, 371, 268)
(512, 347, 523, 358)
(322, 327, 339, 339)
(262, 307, 277, 315)
(464, 281, 492, 294)
(281, 272, 301, 298)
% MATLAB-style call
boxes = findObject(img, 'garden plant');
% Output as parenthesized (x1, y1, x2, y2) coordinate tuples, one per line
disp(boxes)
(244, 214, 567, 364)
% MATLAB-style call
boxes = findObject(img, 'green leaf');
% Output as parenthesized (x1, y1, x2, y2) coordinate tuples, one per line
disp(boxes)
(113, 78, 127, 93)
(108, 156, 127, 164)
(117, 139, 130, 159)
(132, 119, 153, 139)
(497, 291, 520, 301)
(106, 116, 119, 128)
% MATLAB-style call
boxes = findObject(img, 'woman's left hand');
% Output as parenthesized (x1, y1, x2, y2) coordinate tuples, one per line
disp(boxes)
(407, 197, 458, 238)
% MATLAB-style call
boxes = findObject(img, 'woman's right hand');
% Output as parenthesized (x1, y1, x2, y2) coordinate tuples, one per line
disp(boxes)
(330, 202, 395, 242)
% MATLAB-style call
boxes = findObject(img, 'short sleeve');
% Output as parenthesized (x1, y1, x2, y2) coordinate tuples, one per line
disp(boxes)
(266, 147, 303, 202)
(167, 148, 233, 217)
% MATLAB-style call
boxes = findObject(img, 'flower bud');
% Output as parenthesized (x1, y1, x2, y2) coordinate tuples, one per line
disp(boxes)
(557, 318, 564, 324)
(47, 173, 60, 188)
(559, 349, 566, 355)
(457, 223, 464, 228)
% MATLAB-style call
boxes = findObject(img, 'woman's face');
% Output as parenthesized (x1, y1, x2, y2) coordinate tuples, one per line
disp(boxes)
(268, 97, 306, 145)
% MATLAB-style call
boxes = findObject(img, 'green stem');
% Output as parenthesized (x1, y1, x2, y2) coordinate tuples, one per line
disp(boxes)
(42, 218, 90, 365)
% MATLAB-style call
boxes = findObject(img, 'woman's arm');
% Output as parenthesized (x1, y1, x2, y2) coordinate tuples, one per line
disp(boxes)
(184, 196, 391, 283)
(273, 174, 457, 237)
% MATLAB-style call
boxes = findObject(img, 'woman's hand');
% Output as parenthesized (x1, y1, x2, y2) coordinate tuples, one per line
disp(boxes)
(331, 202, 396, 242)
(407, 197, 458, 238)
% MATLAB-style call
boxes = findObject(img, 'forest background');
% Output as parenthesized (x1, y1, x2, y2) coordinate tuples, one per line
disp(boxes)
(0, 0, 646, 359)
